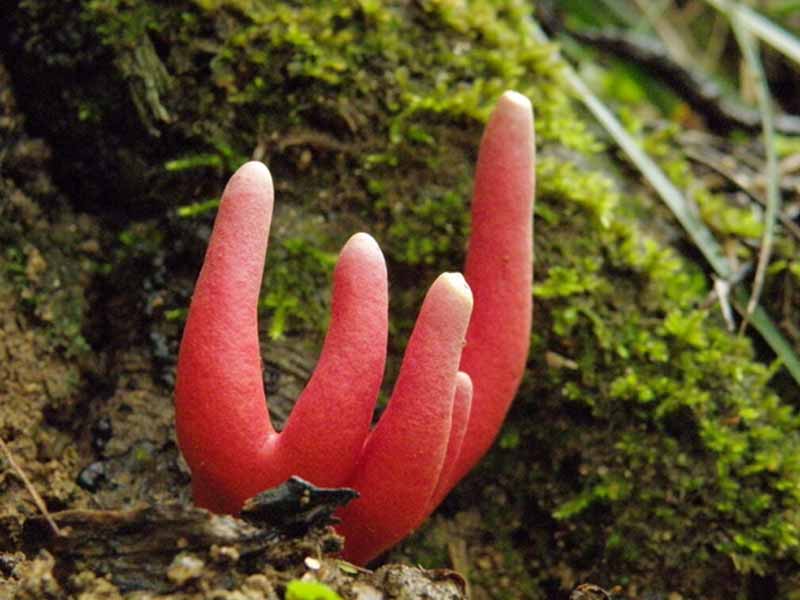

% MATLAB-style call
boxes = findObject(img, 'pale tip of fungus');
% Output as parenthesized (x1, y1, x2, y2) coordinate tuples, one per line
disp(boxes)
(228, 160, 273, 194)
(238, 160, 272, 180)
(343, 232, 382, 256)
(436, 272, 473, 310)
(499, 90, 532, 112)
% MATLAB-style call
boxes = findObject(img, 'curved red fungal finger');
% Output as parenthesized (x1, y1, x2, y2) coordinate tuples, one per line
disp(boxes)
(452, 90, 535, 487)
(336, 272, 473, 565)
(175, 161, 277, 514)
(429, 371, 472, 511)
(278, 232, 388, 486)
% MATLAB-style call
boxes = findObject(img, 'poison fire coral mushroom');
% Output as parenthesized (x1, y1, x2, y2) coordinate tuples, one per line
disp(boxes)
(175, 90, 534, 564)
(335, 277, 474, 564)
(443, 89, 535, 495)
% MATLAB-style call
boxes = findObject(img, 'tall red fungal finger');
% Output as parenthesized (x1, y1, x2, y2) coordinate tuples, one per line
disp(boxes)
(336, 273, 474, 565)
(452, 90, 535, 486)
(176, 161, 277, 514)
(429, 371, 473, 511)
(278, 232, 388, 486)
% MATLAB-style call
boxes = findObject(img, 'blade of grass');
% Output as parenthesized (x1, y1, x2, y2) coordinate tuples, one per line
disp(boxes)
(704, 0, 800, 67)
(531, 25, 733, 280)
(703, 12, 730, 73)
(733, 289, 800, 378)
(528, 20, 800, 385)
(632, 0, 696, 67)
(727, 9, 781, 335)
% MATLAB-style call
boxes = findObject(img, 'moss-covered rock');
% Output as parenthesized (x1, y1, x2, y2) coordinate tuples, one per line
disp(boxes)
(483, 156, 799, 596)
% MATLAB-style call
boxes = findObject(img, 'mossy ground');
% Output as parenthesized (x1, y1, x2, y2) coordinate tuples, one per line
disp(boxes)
(1, 1, 799, 598)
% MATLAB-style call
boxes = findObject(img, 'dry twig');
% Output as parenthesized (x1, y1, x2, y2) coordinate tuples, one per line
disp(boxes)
(0, 435, 63, 537)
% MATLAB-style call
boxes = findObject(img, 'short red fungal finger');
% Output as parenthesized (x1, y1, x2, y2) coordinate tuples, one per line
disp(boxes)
(429, 371, 472, 511)
(336, 273, 474, 565)
(278, 232, 388, 486)
(176, 161, 277, 514)
(451, 90, 535, 487)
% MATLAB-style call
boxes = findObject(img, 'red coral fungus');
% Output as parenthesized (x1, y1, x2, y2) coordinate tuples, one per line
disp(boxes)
(175, 91, 534, 564)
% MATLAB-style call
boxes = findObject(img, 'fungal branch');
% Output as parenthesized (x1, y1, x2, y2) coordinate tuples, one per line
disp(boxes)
(174, 91, 535, 564)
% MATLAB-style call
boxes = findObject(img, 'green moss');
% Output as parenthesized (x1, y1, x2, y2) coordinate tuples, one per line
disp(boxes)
(464, 140, 800, 594)
(0, 196, 93, 361)
(261, 236, 337, 340)
(382, 187, 469, 266)
(285, 580, 343, 600)
(694, 188, 764, 240)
